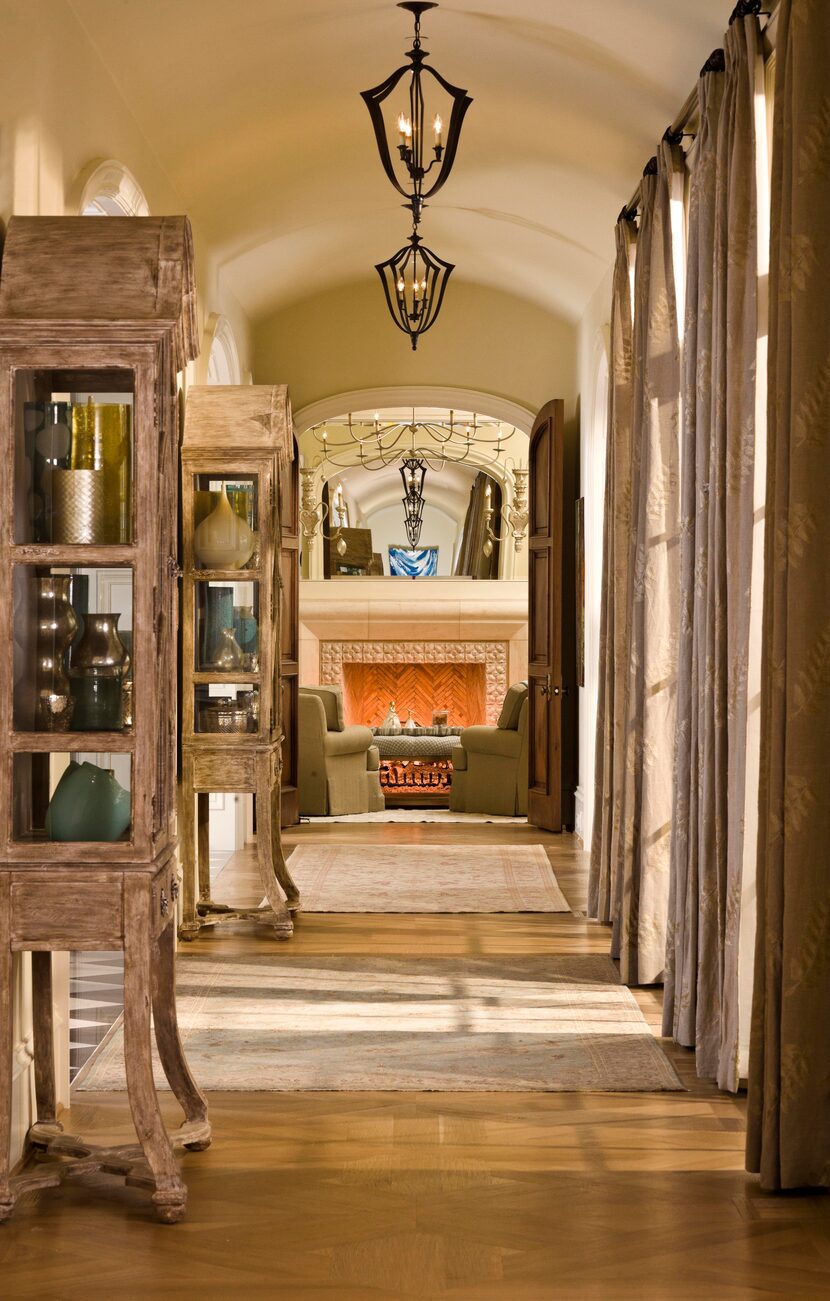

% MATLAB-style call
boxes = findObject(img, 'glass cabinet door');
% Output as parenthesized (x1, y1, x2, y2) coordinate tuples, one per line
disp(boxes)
(191, 473, 260, 573)
(15, 369, 135, 546)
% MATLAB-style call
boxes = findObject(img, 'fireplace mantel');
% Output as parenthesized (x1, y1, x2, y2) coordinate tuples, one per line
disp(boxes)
(299, 579, 528, 714)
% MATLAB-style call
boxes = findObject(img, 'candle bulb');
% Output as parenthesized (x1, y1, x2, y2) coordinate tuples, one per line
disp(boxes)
(398, 112, 407, 143)
(485, 482, 492, 503)
(433, 113, 443, 142)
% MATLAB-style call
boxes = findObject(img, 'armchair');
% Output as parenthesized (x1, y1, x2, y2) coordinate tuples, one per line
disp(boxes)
(449, 682, 529, 816)
(298, 686, 385, 816)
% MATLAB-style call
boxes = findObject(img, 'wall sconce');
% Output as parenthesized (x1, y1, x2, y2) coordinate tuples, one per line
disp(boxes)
(482, 467, 530, 557)
(299, 466, 347, 555)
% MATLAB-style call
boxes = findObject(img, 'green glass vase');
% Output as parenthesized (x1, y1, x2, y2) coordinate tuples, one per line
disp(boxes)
(45, 761, 131, 842)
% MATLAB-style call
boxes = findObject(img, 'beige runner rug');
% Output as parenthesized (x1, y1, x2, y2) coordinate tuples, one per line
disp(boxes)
(77, 954, 683, 1093)
(285, 843, 570, 913)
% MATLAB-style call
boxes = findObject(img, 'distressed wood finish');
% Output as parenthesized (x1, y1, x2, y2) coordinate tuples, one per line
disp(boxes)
(179, 385, 298, 940)
(0, 217, 208, 1224)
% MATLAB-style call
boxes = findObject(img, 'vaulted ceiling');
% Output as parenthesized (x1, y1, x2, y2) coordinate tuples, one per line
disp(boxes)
(69, 0, 730, 323)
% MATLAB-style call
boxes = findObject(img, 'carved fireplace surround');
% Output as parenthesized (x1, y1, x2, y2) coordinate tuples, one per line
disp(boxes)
(299, 578, 529, 728)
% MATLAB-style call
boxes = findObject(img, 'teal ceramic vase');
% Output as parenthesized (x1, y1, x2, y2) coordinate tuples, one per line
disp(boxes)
(45, 761, 131, 842)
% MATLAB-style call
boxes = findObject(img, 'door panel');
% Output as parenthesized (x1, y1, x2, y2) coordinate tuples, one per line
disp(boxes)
(527, 399, 567, 832)
(279, 440, 300, 827)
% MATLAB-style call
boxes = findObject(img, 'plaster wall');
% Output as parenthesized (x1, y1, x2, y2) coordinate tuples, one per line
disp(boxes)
(253, 279, 578, 419)
(576, 265, 613, 846)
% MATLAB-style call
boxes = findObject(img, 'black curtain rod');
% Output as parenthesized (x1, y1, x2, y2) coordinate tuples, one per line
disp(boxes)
(730, 0, 764, 24)
(620, 0, 777, 223)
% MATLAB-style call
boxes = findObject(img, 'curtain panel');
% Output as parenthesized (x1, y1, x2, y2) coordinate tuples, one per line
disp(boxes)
(589, 217, 636, 925)
(747, 0, 830, 1191)
(613, 139, 684, 986)
(664, 15, 763, 1093)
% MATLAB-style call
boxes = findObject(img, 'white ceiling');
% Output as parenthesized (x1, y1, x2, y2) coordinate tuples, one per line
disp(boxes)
(69, 0, 730, 322)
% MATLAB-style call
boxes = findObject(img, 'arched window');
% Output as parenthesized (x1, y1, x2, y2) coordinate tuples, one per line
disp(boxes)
(206, 315, 242, 386)
(76, 159, 150, 217)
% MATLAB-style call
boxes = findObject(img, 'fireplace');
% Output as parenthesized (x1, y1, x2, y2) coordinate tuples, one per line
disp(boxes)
(320, 641, 508, 726)
(342, 661, 486, 729)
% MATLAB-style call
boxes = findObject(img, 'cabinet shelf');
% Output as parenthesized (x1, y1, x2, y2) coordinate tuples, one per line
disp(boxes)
(192, 568, 262, 583)
(192, 671, 260, 685)
(11, 730, 135, 753)
(10, 545, 137, 567)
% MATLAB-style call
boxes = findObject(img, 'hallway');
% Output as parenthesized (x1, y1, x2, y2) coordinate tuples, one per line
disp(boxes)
(4, 823, 828, 1299)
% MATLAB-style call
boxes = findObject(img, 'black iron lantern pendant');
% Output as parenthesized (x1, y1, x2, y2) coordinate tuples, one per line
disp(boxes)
(376, 229, 454, 351)
(400, 457, 427, 547)
(361, 2, 472, 226)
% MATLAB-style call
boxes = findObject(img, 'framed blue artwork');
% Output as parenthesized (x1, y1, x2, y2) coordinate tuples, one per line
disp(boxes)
(388, 545, 438, 578)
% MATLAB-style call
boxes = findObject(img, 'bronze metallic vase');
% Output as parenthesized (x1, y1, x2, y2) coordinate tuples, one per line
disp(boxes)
(35, 575, 78, 731)
(69, 613, 130, 731)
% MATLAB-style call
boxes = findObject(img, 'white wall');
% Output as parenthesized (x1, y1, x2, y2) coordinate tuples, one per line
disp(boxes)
(575, 267, 613, 845)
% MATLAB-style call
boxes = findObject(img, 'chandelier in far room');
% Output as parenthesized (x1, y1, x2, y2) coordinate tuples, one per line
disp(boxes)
(400, 457, 427, 547)
(362, 1, 472, 349)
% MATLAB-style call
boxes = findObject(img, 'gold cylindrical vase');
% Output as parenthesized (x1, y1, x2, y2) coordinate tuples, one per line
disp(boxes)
(51, 469, 106, 544)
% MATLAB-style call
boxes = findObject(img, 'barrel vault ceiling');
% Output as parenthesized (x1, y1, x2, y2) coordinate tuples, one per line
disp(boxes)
(68, 0, 729, 323)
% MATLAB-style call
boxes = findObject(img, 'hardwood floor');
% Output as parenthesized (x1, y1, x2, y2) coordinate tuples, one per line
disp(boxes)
(2, 823, 828, 1299)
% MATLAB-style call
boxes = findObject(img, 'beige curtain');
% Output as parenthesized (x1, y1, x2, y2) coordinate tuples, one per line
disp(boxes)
(589, 216, 637, 924)
(747, 0, 830, 1191)
(664, 16, 763, 1093)
(612, 140, 683, 985)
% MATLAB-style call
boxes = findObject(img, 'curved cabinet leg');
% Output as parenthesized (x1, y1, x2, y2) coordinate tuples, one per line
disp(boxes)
(178, 755, 200, 940)
(255, 754, 293, 936)
(151, 920, 211, 1151)
(123, 877, 187, 1223)
(270, 770, 300, 910)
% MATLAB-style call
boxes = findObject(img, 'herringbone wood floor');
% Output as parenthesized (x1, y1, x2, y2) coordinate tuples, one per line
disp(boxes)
(3, 823, 829, 1300)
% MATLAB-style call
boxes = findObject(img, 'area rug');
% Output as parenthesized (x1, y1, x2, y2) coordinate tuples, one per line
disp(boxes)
(286, 844, 569, 913)
(303, 811, 527, 825)
(76, 954, 684, 1093)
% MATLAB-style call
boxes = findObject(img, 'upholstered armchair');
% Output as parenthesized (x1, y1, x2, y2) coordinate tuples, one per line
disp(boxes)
(449, 682, 529, 816)
(298, 686, 385, 816)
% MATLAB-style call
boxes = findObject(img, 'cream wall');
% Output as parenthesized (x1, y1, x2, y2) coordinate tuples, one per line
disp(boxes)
(253, 279, 578, 418)
(575, 267, 613, 846)
(0, 0, 254, 1168)
(0, 0, 252, 378)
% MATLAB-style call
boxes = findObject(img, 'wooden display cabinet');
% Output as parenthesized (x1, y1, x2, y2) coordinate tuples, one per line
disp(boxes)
(179, 385, 299, 939)
(0, 217, 209, 1223)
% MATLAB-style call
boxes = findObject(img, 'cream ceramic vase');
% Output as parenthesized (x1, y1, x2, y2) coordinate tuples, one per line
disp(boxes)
(193, 485, 254, 570)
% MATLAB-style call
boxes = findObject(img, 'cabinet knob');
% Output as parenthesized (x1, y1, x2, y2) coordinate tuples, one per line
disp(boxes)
(171, 878, 180, 902)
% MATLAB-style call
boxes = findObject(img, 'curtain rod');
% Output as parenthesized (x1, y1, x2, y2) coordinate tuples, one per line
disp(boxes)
(618, 0, 779, 224)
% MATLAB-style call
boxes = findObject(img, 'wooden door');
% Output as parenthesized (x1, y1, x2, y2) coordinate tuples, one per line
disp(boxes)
(279, 439, 300, 826)
(527, 399, 576, 831)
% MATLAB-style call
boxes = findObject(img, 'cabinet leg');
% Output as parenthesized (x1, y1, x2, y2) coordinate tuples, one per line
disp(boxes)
(31, 951, 58, 1127)
(178, 758, 200, 940)
(0, 880, 13, 1221)
(270, 770, 300, 910)
(196, 792, 211, 903)
(123, 878, 187, 1223)
(151, 921, 210, 1151)
(255, 756, 293, 936)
